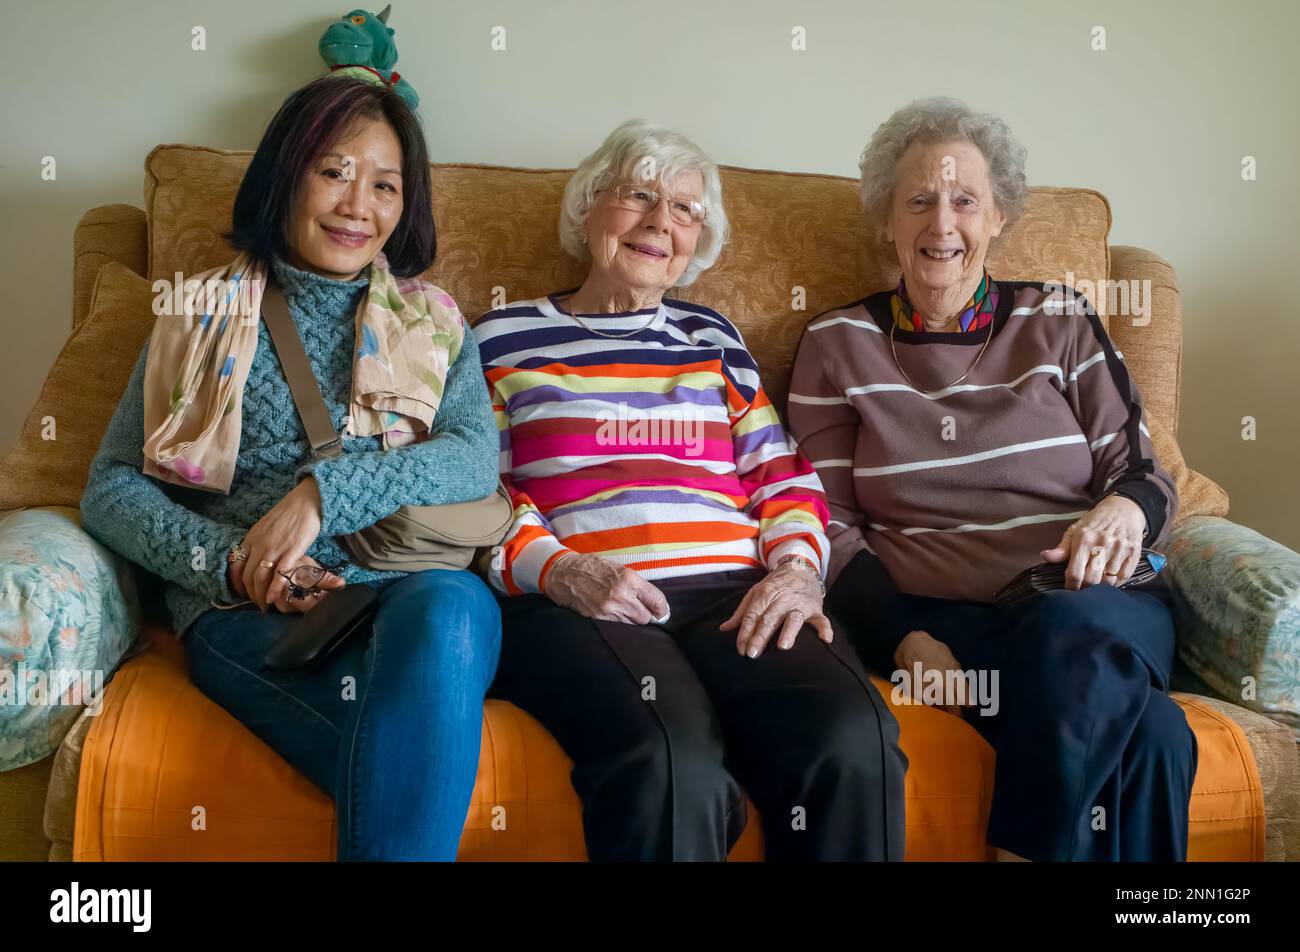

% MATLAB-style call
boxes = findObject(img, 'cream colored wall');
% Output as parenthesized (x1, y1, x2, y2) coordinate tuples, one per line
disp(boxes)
(2, 0, 1296, 549)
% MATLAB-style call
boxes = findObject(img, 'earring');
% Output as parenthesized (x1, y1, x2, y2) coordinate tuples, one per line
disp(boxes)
(579, 233, 588, 245)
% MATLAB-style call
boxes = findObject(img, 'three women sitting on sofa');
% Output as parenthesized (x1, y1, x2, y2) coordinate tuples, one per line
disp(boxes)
(80, 77, 1192, 862)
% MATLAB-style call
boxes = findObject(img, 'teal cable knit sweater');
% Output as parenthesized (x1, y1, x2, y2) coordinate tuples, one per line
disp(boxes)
(80, 256, 498, 636)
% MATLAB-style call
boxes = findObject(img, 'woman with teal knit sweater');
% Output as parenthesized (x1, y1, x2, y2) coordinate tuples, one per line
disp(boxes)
(79, 77, 502, 861)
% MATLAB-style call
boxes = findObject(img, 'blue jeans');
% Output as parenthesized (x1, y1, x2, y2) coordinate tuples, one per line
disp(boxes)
(185, 569, 501, 861)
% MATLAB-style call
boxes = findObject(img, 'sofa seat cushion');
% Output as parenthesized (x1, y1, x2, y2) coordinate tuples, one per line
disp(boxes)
(73, 624, 1265, 861)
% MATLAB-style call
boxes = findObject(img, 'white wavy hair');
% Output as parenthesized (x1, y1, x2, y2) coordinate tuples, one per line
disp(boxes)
(559, 119, 728, 287)
(858, 97, 1029, 245)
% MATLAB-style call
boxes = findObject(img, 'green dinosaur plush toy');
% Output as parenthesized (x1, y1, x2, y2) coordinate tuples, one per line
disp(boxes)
(319, 4, 420, 110)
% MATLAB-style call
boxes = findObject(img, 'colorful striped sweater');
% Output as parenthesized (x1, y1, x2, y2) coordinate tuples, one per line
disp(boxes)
(473, 293, 831, 596)
(788, 280, 1177, 605)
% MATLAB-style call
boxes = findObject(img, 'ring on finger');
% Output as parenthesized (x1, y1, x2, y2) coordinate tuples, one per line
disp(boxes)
(258, 559, 276, 570)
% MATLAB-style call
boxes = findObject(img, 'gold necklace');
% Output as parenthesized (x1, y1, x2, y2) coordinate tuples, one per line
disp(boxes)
(889, 317, 995, 396)
(560, 294, 659, 339)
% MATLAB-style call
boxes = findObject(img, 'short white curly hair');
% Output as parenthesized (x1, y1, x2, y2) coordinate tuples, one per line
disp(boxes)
(858, 97, 1029, 244)
(559, 119, 728, 287)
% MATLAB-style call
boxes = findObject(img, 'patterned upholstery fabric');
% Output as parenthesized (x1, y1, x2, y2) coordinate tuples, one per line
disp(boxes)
(0, 507, 139, 770)
(141, 146, 1115, 424)
(1169, 516, 1300, 739)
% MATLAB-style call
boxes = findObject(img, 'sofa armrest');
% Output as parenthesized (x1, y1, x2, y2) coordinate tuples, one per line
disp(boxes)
(1166, 515, 1300, 740)
(73, 204, 147, 328)
(0, 753, 55, 861)
(1182, 694, 1299, 861)
(0, 506, 141, 771)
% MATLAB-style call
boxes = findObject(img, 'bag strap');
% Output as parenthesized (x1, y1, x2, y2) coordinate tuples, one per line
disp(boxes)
(260, 281, 349, 460)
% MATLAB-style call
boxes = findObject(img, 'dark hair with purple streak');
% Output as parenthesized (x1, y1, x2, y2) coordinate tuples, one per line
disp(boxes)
(228, 76, 435, 277)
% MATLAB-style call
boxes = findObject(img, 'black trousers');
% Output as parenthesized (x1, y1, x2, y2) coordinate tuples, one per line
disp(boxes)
(490, 569, 907, 861)
(836, 564, 1197, 862)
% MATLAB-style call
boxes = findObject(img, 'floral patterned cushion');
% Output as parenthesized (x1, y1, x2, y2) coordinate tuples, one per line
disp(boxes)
(1168, 515, 1300, 739)
(0, 506, 140, 771)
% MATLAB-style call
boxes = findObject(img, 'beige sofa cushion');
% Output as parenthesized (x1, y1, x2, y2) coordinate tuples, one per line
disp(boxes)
(1149, 414, 1230, 525)
(143, 145, 1112, 416)
(1107, 245, 1185, 437)
(0, 263, 152, 511)
(73, 205, 148, 328)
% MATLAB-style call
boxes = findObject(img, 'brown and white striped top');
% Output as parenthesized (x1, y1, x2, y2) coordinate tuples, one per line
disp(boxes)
(788, 280, 1177, 602)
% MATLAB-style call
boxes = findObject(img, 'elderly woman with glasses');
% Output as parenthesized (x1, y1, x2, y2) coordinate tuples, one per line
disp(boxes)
(474, 119, 906, 862)
(788, 97, 1194, 861)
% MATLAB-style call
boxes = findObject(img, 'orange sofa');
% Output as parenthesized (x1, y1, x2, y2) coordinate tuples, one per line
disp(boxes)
(4, 145, 1298, 861)
(71, 624, 1264, 860)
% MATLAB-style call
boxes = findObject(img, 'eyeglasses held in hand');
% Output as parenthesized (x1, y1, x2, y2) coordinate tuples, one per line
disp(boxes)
(278, 562, 347, 600)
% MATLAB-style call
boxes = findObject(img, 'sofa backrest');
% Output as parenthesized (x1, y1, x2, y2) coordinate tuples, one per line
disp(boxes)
(143, 145, 1116, 414)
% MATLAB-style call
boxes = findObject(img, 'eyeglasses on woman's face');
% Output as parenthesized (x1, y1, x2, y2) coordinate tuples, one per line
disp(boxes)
(595, 180, 709, 227)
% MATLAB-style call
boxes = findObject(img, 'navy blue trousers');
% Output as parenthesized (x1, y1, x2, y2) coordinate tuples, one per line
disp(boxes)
(849, 580, 1197, 861)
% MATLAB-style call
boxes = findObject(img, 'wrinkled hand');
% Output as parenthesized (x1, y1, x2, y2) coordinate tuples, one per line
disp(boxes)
(234, 477, 325, 612)
(720, 562, 832, 658)
(894, 630, 967, 716)
(1040, 494, 1146, 590)
(544, 553, 669, 624)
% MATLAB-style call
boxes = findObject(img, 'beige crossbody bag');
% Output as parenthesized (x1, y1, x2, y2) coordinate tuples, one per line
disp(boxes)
(261, 282, 512, 572)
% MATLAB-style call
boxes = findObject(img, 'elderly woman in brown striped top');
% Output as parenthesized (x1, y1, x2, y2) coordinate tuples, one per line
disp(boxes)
(788, 97, 1194, 862)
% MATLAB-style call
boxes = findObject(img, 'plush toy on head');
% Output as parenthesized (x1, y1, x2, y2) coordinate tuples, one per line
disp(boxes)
(319, 5, 420, 110)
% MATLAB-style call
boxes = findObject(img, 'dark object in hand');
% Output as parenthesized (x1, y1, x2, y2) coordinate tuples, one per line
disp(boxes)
(263, 584, 379, 671)
(992, 550, 1167, 607)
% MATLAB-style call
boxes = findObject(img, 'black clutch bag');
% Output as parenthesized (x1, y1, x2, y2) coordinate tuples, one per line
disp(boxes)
(992, 550, 1167, 607)
(263, 584, 380, 672)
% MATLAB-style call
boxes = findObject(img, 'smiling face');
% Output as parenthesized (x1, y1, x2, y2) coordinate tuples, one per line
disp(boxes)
(582, 168, 704, 297)
(886, 140, 1005, 304)
(285, 117, 404, 281)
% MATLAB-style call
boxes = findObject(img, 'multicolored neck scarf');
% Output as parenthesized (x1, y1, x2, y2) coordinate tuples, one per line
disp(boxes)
(141, 251, 464, 494)
(891, 270, 998, 333)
